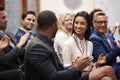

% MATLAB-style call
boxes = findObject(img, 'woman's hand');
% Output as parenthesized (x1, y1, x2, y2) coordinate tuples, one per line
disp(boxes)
(73, 56, 93, 72)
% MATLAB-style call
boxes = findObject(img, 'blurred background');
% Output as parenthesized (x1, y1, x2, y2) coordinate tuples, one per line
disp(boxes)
(0, 0, 120, 40)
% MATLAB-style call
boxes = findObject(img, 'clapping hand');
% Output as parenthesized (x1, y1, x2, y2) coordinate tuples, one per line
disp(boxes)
(116, 39, 120, 47)
(0, 35, 10, 53)
(95, 53, 107, 67)
(17, 31, 31, 48)
(73, 56, 93, 72)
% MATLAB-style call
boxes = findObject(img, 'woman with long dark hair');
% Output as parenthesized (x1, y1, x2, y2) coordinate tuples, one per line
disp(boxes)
(62, 11, 117, 80)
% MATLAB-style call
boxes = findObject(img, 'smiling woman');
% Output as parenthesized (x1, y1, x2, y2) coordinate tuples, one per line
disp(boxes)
(64, 0, 82, 9)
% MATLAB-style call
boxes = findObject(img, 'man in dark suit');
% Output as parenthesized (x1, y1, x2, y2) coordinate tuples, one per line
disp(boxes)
(24, 10, 92, 80)
(0, 5, 30, 80)
(90, 11, 120, 79)
(24, 10, 117, 80)
(15, 11, 36, 48)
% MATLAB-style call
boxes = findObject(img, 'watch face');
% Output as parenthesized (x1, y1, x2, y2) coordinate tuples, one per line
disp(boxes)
(64, 0, 82, 9)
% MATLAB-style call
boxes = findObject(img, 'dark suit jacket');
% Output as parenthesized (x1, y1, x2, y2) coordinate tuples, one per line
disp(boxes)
(15, 28, 31, 48)
(0, 31, 23, 71)
(90, 30, 120, 65)
(24, 33, 82, 80)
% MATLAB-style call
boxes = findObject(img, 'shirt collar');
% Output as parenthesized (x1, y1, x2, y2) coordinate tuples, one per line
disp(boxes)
(37, 33, 53, 46)
(19, 27, 31, 33)
(0, 30, 6, 33)
(73, 33, 86, 43)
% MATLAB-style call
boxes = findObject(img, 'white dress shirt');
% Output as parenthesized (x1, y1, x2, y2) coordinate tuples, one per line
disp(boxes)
(62, 34, 93, 67)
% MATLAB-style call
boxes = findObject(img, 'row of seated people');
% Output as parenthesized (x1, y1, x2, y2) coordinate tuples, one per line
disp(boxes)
(0, 5, 120, 80)
(24, 10, 118, 80)
(54, 9, 120, 79)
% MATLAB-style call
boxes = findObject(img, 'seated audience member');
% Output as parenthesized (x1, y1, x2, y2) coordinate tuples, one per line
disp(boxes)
(0, 5, 31, 80)
(62, 11, 117, 80)
(54, 13, 73, 64)
(24, 10, 94, 80)
(90, 8, 117, 35)
(15, 11, 36, 48)
(89, 11, 120, 79)
(0, 35, 28, 80)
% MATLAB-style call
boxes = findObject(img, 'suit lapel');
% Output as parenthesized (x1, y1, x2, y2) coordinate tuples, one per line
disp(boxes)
(45, 42, 63, 69)
(18, 28, 34, 40)
(94, 31, 112, 51)
(5, 31, 18, 45)
(35, 34, 63, 69)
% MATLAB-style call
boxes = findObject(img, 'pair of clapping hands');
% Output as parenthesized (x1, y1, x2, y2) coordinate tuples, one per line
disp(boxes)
(72, 56, 93, 72)
(72, 54, 107, 72)
(0, 31, 31, 53)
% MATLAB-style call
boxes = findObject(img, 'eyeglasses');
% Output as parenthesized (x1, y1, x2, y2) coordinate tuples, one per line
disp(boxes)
(95, 21, 108, 25)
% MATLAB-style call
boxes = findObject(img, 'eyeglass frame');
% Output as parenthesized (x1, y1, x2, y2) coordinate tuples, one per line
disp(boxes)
(94, 20, 108, 25)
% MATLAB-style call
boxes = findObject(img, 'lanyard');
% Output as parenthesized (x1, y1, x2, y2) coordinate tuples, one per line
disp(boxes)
(72, 35, 87, 56)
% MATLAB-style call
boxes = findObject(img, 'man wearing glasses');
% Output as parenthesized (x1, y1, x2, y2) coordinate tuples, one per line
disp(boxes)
(90, 11, 120, 79)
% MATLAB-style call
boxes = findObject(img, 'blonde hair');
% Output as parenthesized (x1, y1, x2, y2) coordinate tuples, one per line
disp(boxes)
(58, 13, 73, 34)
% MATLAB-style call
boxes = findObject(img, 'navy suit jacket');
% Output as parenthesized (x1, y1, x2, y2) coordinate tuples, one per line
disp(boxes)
(24, 33, 82, 80)
(90, 30, 120, 65)
(15, 28, 32, 48)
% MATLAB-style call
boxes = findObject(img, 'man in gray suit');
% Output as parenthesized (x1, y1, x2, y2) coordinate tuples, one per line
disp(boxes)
(24, 10, 117, 80)
(0, 5, 30, 80)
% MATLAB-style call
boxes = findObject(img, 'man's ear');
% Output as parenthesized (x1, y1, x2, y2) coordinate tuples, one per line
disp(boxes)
(21, 19, 24, 25)
(92, 21, 96, 28)
(52, 23, 58, 34)
(52, 23, 57, 29)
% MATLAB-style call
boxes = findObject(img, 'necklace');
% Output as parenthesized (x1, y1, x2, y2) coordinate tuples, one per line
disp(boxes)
(72, 35, 87, 56)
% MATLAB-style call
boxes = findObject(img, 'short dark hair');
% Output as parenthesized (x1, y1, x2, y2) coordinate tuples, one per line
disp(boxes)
(0, 5, 5, 11)
(37, 10, 57, 30)
(72, 11, 92, 40)
(21, 11, 36, 20)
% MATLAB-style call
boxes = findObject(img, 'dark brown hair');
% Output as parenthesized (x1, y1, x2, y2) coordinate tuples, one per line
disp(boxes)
(21, 11, 36, 20)
(72, 11, 92, 40)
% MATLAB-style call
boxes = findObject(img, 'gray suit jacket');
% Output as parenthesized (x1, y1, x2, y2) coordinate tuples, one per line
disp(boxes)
(25, 33, 82, 80)
(0, 31, 23, 71)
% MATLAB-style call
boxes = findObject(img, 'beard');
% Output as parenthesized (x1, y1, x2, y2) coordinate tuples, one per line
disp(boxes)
(51, 31, 56, 38)
(0, 24, 7, 31)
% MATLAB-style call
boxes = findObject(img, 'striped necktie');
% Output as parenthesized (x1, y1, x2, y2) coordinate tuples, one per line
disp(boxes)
(106, 36, 114, 49)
